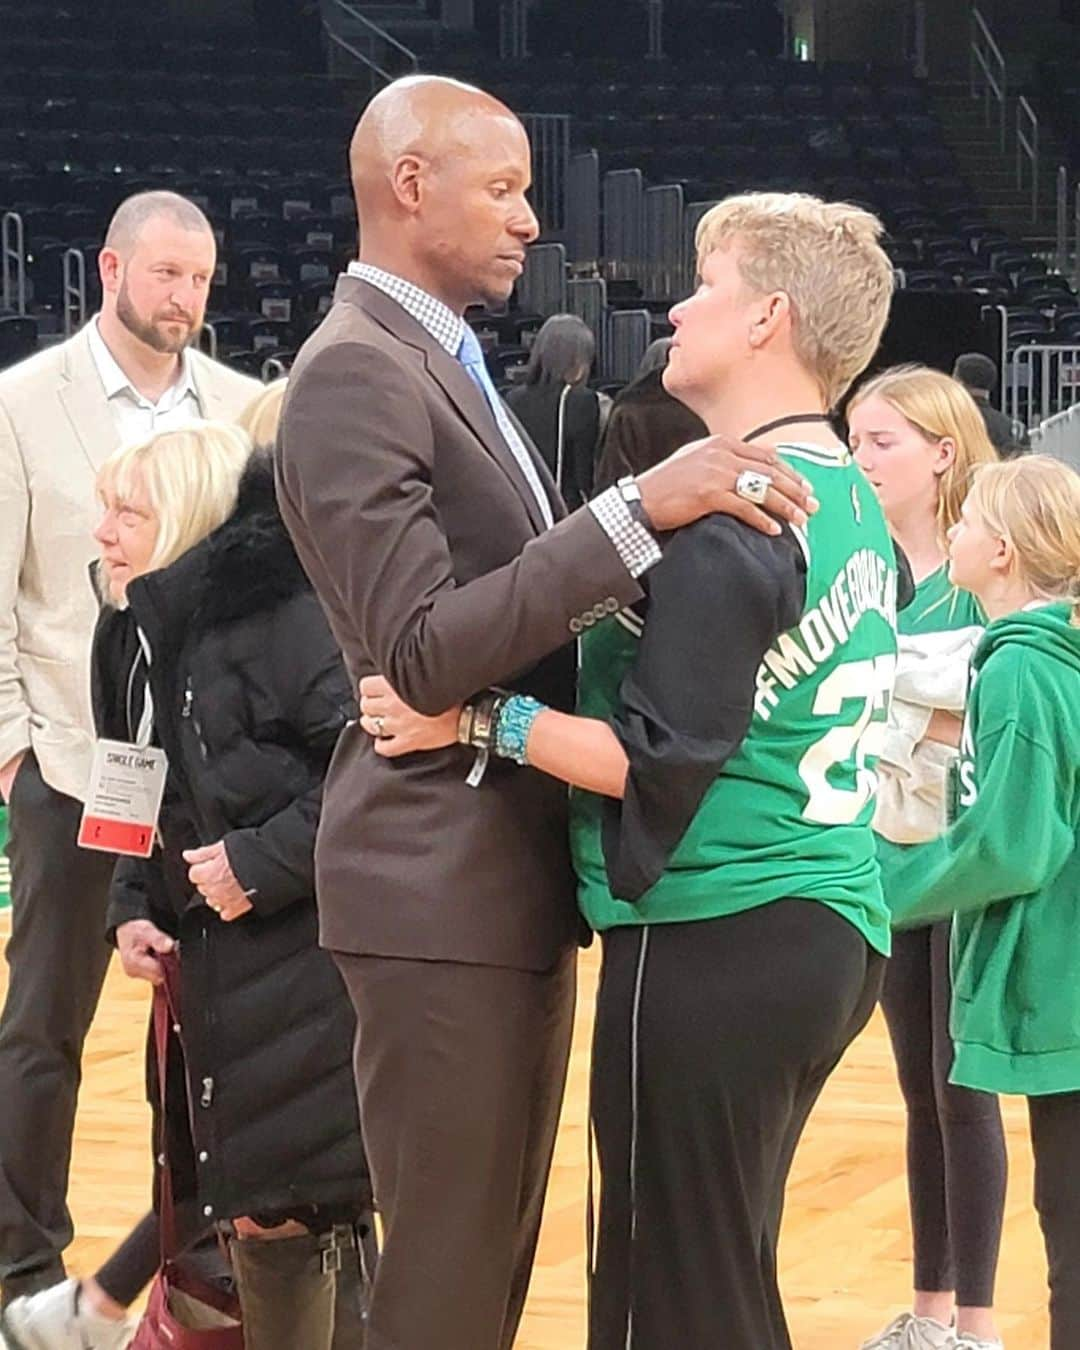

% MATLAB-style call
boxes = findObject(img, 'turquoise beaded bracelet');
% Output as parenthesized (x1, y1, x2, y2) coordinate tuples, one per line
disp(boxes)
(493, 694, 546, 765)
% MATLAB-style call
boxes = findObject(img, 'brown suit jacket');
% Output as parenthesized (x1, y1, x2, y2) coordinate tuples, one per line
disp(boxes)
(276, 276, 642, 971)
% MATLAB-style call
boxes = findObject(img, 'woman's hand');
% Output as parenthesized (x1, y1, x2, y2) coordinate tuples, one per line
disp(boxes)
(923, 708, 963, 749)
(183, 842, 254, 922)
(116, 919, 176, 985)
(359, 675, 461, 759)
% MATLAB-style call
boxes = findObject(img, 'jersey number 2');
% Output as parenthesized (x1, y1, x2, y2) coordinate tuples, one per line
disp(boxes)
(799, 655, 896, 825)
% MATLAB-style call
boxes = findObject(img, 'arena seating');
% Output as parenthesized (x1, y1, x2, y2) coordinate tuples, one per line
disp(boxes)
(0, 0, 1075, 386)
(464, 51, 1074, 370)
(519, 0, 782, 61)
(0, 4, 358, 372)
(1032, 54, 1080, 171)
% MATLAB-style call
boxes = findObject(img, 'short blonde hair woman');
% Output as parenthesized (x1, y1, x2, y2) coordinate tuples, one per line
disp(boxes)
(889, 456, 1080, 1350)
(848, 365, 1006, 1350)
(356, 190, 903, 1348)
(8, 409, 373, 1350)
(691, 192, 897, 410)
(95, 421, 252, 604)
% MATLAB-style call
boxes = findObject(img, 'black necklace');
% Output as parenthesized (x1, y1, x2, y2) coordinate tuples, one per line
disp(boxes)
(743, 413, 833, 442)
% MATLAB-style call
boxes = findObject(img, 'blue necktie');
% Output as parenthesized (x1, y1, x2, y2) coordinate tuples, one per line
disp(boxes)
(457, 327, 554, 529)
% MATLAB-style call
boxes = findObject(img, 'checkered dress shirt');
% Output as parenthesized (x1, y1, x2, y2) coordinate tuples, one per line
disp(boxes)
(347, 263, 660, 577)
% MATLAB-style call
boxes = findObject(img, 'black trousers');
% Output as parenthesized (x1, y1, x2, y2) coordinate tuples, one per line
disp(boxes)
(880, 922, 1006, 1306)
(1029, 1090, 1080, 1350)
(0, 752, 115, 1282)
(334, 949, 575, 1350)
(589, 900, 884, 1350)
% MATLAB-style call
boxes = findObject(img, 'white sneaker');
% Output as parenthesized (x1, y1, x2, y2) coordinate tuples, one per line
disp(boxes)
(861, 1313, 956, 1350)
(0, 1279, 136, 1350)
(955, 1338, 1003, 1350)
(905, 1317, 958, 1350)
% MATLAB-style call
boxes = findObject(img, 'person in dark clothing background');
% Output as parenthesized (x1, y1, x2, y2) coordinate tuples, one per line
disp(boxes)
(504, 314, 603, 510)
(952, 352, 1029, 459)
(594, 338, 708, 491)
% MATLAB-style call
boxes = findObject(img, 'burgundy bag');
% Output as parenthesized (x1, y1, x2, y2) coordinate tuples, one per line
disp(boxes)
(130, 955, 244, 1350)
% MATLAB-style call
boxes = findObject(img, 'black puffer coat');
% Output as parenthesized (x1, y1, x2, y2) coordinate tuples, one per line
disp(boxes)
(91, 454, 369, 1224)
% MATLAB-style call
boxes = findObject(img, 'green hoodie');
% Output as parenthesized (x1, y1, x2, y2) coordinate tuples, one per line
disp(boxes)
(888, 603, 1080, 1096)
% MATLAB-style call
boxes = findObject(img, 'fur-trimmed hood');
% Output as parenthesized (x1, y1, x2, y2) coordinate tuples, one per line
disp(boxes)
(195, 451, 311, 632)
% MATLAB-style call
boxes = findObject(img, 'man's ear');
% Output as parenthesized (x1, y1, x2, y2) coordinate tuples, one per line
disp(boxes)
(390, 154, 426, 214)
(98, 246, 122, 295)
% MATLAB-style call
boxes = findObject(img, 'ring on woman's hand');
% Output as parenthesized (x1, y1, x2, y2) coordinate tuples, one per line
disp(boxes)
(735, 469, 772, 505)
(373, 715, 387, 738)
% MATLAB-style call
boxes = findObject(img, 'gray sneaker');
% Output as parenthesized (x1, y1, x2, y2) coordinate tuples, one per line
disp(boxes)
(861, 1313, 956, 1350)
(0, 1278, 136, 1350)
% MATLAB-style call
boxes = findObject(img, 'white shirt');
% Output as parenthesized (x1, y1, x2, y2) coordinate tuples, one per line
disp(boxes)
(87, 317, 204, 443)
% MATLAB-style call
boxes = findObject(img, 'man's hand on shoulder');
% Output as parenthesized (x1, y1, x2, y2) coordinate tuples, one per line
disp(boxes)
(636, 434, 818, 537)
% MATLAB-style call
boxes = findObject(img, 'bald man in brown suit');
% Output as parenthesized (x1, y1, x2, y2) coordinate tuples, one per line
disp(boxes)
(276, 76, 814, 1350)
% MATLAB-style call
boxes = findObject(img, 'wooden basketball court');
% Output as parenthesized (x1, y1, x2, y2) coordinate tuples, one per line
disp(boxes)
(1, 917, 1050, 1347)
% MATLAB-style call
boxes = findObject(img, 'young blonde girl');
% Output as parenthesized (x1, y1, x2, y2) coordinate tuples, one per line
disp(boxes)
(849, 366, 1003, 1350)
(890, 456, 1080, 1350)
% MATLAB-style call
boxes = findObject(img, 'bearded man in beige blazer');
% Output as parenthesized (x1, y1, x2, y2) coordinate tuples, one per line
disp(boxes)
(0, 190, 259, 1304)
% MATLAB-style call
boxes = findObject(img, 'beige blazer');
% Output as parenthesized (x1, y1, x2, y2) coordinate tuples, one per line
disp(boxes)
(0, 324, 260, 802)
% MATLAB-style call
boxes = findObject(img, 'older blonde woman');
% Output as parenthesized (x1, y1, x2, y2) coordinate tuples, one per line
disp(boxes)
(2, 415, 370, 1350)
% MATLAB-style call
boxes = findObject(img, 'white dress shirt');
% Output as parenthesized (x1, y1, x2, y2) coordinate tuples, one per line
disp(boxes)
(86, 317, 204, 443)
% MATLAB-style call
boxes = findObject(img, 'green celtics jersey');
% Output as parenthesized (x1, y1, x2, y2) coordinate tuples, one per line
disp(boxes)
(572, 443, 899, 954)
(899, 563, 983, 638)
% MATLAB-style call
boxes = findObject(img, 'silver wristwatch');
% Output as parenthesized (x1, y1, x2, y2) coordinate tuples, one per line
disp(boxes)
(616, 476, 652, 531)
